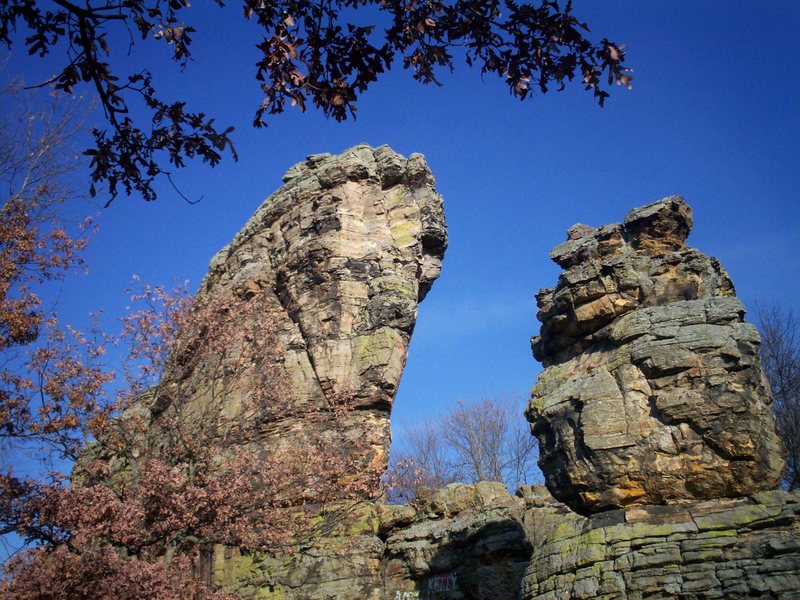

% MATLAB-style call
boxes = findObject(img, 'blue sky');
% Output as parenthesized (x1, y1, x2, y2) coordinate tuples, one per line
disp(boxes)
(5, 1, 799, 441)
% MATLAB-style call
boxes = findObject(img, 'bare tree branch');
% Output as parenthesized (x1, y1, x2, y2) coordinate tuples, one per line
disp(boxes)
(757, 303, 800, 490)
(388, 394, 540, 502)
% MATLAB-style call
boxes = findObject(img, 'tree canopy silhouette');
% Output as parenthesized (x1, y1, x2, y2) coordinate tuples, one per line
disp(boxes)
(1, 0, 631, 203)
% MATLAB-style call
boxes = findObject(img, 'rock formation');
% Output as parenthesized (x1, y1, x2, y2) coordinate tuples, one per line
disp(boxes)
(526, 196, 785, 514)
(211, 482, 554, 600)
(128, 160, 800, 600)
(144, 143, 447, 476)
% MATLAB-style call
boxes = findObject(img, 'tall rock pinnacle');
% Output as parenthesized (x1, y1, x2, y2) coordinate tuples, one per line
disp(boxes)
(149, 144, 447, 477)
(526, 196, 785, 514)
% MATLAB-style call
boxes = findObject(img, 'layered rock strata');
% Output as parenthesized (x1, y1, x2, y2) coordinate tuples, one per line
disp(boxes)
(148, 144, 447, 473)
(208, 485, 800, 600)
(526, 196, 785, 514)
(203, 190, 799, 599)
(521, 490, 800, 600)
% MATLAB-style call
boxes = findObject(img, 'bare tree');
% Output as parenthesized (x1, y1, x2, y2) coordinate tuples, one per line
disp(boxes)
(386, 423, 452, 504)
(388, 395, 540, 502)
(444, 398, 509, 483)
(757, 304, 800, 490)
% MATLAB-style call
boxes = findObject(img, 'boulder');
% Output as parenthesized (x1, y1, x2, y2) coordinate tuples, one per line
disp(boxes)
(526, 196, 785, 514)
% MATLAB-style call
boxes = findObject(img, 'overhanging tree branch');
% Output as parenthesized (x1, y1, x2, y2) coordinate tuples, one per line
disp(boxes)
(3, 0, 631, 203)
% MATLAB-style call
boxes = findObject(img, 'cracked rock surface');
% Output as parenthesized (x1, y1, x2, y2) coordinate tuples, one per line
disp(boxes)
(212, 482, 561, 600)
(211, 485, 800, 599)
(526, 196, 785, 514)
(194, 188, 799, 600)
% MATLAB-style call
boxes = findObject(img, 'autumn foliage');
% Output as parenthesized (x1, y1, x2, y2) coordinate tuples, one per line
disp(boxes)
(0, 89, 378, 598)
(2, 284, 379, 597)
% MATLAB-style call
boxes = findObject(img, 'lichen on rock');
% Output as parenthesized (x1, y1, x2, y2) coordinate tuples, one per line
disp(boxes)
(526, 195, 786, 514)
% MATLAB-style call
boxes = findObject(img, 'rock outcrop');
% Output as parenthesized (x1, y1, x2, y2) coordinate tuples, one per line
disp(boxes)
(211, 482, 561, 600)
(146, 144, 447, 474)
(526, 196, 785, 514)
(127, 160, 799, 600)
(198, 189, 798, 600)
(209, 484, 800, 600)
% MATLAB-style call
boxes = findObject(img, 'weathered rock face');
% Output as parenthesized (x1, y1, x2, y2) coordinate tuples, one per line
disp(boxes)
(187, 185, 800, 600)
(381, 482, 540, 600)
(152, 144, 447, 473)
(526, 196, 785, 514)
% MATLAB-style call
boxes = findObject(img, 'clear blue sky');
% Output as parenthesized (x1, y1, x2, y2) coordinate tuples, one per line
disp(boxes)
(5, 2, 799, 439)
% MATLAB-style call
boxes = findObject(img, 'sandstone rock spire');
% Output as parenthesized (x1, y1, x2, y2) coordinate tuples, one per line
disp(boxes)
(526, 195, 785, 514)
(149, 144, 447, 476)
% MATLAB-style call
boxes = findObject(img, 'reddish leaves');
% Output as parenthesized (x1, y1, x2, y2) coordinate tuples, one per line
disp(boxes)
(0, 106, 378, 583)
(2, 280, 381, 596)
(1, 545, 238, 600)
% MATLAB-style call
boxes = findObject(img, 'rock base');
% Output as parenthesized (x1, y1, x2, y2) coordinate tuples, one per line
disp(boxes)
(522, 490, 800, 600)
(209, 486, 800, 600)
